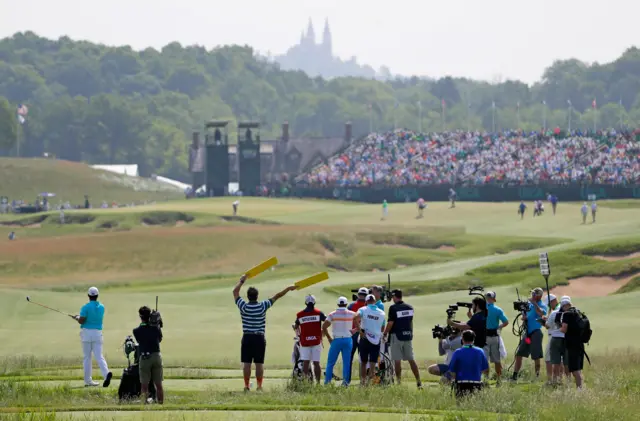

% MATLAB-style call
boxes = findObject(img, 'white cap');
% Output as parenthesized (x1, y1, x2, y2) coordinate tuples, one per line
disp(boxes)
(88, 287, 99, 297)
(365, 294, 376, 303)
(305, 295, 316, 305)
(547, 294, 557, 302)
(357, 287, 368, 295)
(485, 291, 496, 299)
(561, 298, 572, 307)
(560, 295, 571, 302)
(337, 296, 348, 306)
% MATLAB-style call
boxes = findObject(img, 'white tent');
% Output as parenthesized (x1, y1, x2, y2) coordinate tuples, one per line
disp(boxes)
(91, 165, 139, 177)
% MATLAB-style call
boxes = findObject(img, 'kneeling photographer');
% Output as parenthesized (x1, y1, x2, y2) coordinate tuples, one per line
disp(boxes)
(428, 326, 462, 383)
(447, 297, 487, 349)
(133, 306, 164, 404)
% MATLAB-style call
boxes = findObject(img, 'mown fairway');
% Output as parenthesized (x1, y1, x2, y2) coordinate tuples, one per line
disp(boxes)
(1, 198, 640, 420)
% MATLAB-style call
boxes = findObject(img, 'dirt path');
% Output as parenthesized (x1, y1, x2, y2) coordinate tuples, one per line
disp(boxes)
(592, 252, 640, 262)
(552, 272, 639, 297)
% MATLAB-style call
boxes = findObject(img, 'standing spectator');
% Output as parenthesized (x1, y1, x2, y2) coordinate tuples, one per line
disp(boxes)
(581, 202, 589, 224)
(484, 292, 509, 382)
(233, 275, 296, 391)
(560, 298, 587, 389)
(545, 295, 569, 385)
(383, 290, 422, 388)
(448, 330, 489, 399)
(322, 297, 357, 386)
(294, 295, 326, 383)
(346, 288, 368, 384)
(591, 201, 598, 223)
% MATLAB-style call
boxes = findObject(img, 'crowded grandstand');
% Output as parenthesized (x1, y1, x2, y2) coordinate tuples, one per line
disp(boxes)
(298, 130, 640, 186)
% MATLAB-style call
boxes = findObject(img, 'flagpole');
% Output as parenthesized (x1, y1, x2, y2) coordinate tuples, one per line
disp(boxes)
(418, 101, 422, 133)
(568, 100, 572, 132)
(542, 101, 547, 132)
(491, 101, 496, 133)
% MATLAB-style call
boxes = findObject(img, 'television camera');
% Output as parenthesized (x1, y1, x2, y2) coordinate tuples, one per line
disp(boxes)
(432, 324, 457, 339)
(350, 274, 393, 302)
(149, 296, 163, 328)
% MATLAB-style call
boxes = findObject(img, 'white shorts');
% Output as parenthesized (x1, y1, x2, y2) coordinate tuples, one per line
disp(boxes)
(299, 345, 322, 362)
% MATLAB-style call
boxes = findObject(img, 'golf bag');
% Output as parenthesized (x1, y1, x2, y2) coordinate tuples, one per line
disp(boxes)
(371, 342, 395, 386)
(118, 336, 156, 401)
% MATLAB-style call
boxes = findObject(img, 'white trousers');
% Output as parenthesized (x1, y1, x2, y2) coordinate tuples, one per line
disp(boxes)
(80, 329, 109, 384)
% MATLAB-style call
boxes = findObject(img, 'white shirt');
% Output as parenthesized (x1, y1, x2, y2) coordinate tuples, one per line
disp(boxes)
(358, 305, 386, 345)
(581, 205, 588, 214)
(233, 201, 239, 206)
(442, 336, 463, 365)
(591, 203, 597, 211)
(546, 309, 564, 338)
(326, 308, 356, 338)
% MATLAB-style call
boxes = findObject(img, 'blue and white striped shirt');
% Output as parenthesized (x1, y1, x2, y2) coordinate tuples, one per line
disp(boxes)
(235, 297, 273, 334)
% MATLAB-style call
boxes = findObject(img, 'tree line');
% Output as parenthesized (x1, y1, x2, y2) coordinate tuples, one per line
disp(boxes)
(1, 32, 640, 181)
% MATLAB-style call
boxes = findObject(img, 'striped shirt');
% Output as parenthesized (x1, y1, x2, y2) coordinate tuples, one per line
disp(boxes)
(326, 308, 356, 338)
(235, 297, 273, 334)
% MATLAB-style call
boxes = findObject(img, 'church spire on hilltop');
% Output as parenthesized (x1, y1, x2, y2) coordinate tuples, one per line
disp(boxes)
(306, 18, 316, 43)
(322, 17, 333, 57)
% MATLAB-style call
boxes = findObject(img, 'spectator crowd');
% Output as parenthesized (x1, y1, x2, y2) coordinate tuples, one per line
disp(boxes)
(298, 129, 640, 187)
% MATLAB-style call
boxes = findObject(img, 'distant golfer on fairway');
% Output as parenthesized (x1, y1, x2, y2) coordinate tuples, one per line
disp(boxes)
(416, 198, 426, 218)
(233, 274, 296, 391)
(581, 202, 588, 224)
(233, 200, 240, 216)
(72, 287, 113, 388)
(381, 200, 388, 220)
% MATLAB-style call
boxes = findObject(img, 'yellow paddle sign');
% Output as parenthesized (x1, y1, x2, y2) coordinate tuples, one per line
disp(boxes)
(244, 257, 278, 279)
(294, 272, 329, 290)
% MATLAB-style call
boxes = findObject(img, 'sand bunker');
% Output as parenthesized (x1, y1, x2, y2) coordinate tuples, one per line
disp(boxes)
(437, 245, 456, 252)
(592, 252, 640, 262)
(552, 272, 639, 297)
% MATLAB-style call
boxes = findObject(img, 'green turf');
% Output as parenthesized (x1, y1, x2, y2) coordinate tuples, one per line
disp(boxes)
(2, 198, 640, 420)
(0, 158, 183, 205)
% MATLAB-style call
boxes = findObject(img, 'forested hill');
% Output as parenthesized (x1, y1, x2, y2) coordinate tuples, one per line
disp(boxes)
(1, 31, 640, 181)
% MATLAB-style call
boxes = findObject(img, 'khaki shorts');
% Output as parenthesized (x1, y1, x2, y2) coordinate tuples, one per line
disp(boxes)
(390, 337, 414, 361)
(483, 335, 501, 363)
(139, 352, 163, 385)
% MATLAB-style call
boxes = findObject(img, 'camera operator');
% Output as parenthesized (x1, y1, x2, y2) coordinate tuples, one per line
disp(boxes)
(133, 306, 164, 404)
(428, 328, 462, 383)
(511, 287, 548, 381)
(447, 297, 487, 349)
(484, 291, 509, 381)
(448, 330, 489, 399)
(383, 289, 422, 388)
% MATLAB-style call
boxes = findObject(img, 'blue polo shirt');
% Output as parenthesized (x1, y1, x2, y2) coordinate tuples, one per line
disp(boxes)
(486, 303, 508, 330)
(79, 301, 105, 330)
(526, 301, 547, 334)
(448, 345, 489, 382)
(375, 300, 384, 312)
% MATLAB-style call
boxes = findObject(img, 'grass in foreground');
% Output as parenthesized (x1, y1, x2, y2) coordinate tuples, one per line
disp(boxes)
(1, 350, 640, 421)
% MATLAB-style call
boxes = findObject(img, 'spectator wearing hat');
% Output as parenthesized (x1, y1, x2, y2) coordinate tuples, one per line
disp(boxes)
(484, 291, 509, 381)
(294, 295, 326, 383)
(322, 297, 357, 385)
(383, 289, 422, 388)
(545, 295, 570, 385)
(354, 294, 386, 386)
(560, 297, 585, 388)
(512, 287, 548, 381)
(72, 286, 113, 388)
(346, 287, 369, 383)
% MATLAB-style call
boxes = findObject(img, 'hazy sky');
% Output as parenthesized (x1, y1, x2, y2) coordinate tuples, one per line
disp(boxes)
(1, 0, 637, 84)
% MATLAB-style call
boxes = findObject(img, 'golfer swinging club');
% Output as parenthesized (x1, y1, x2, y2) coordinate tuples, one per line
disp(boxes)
(72, 287, 112, 387)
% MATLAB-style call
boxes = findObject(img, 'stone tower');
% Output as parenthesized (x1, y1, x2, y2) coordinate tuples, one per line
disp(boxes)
(322, 18, 333, 57)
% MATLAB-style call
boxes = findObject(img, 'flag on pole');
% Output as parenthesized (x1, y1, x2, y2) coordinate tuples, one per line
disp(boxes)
(17, 104, 28, 124)
(592, 98, 597, 109)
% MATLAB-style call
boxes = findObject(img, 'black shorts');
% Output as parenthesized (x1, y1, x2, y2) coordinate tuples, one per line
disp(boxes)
(455, 382, 483, 398)
(566, 344, 584, 373)
(241, 333, 266, 364)
(358, 337, 380, 363)
(516, 329, 544, 360)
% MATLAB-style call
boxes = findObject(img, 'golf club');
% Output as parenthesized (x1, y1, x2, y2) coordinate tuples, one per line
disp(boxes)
(26, 296, 75, 318)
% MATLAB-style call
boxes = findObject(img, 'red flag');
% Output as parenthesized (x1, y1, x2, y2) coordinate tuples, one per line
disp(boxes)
(592, 99, 597, 109)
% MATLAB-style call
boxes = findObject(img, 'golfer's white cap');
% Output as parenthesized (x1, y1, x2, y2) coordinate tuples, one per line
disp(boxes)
(365, 294, 376, 302)
(88, 287, 99, 297)
(485, 291, 497, 300)
(561, 295, 571, 302)
(305, 295, 316, 305)
(561, 298, 572, 307)
(337, 296, 349, 306)
(547, 294, 557, 302)
(357, 287, 368, 295)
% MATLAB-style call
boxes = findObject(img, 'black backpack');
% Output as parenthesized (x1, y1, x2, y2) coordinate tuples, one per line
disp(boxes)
(569, 308, 592, 345)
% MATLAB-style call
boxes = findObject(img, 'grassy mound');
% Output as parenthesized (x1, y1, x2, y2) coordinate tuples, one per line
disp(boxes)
(0, 158, 183, 204)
